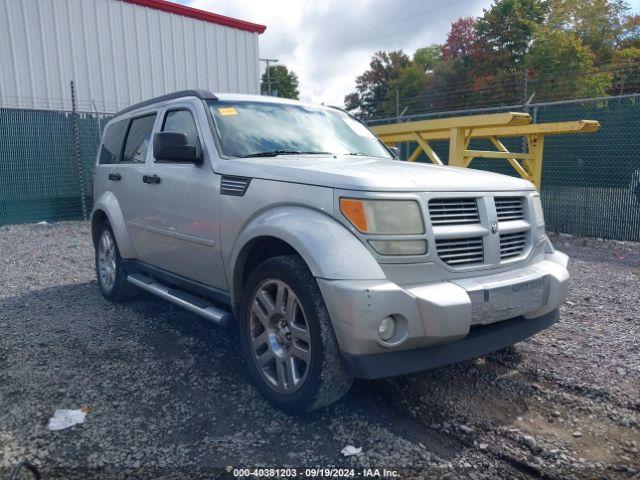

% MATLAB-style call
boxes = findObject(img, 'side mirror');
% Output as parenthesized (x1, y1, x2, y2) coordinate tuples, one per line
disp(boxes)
(153, 132, 203, 164)
(389, 146, 400, 158)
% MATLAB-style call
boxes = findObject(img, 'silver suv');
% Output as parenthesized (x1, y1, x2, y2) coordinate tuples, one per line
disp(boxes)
(92, 90, 569, 412)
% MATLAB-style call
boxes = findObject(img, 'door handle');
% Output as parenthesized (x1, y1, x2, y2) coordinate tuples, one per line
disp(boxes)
(108, 173, 121, 181)
(142, 174, 161, 184)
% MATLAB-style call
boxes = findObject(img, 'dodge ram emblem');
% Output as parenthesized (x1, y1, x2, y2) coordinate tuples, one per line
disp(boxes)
(490, 221, 499, 234)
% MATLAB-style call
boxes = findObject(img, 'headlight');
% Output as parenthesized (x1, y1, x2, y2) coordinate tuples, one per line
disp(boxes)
(532, 195, 545, 226)
(531, 194, 546, 241)
(339, 198, 424, 234)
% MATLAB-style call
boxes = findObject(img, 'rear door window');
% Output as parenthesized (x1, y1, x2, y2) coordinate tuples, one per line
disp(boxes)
(99, 120, 128, 164)
(122, 114, 157, 163)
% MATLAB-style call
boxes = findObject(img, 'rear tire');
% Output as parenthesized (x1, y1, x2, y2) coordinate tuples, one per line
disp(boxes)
(95, 221, 137, 302)
(238, 255, 353, 413)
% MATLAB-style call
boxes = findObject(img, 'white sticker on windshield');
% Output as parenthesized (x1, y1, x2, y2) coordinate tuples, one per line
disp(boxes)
(343, 116, 376, 139)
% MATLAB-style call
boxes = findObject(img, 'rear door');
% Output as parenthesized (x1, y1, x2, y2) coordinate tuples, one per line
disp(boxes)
(140, 103, 226, 290)
(94, 114, 156, 252)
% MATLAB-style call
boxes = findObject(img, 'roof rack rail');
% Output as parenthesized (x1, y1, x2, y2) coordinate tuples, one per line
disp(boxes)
(115, 89, 218, 116)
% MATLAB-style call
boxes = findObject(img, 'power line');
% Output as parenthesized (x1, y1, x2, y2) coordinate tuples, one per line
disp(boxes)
(348, 61, 640, 118)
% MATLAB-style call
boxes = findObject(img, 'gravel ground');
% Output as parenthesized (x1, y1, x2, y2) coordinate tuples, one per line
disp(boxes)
(1, 221, 638, 479)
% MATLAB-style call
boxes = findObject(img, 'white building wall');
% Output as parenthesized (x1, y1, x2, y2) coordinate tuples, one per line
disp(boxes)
(0, 0, 261, 112)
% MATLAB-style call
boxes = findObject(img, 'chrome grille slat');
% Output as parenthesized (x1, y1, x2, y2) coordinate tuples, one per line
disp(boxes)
(435, 236, 484, 266)
(495, 197, 524, 221)
(428, 198, 479, 226)
(499, 231, 527, 259)
(501, 242, 526, 248)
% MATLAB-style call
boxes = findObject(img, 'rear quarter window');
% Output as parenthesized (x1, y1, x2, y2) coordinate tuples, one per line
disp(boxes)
(99, 120, 128, 164)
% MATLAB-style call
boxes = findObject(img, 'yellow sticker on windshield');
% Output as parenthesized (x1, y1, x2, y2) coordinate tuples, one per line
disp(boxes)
(218, 107, 238, 116)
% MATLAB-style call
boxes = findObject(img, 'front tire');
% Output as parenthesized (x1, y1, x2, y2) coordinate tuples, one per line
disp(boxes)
(239, 255, 353, 413)
(95, 221, 137, 302)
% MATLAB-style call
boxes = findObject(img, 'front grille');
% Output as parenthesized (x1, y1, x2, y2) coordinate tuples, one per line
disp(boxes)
(435, 237, 484, 266)
(495, 197, 524, 221)
(428, 198, 479, 225)
(500, 231, 527, 259)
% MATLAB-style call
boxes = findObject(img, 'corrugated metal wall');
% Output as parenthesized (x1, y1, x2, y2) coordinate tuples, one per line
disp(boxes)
(0, 0, 261, 113)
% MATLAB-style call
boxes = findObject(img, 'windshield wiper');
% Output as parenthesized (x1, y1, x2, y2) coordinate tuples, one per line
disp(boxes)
(240, 150, 332, 158)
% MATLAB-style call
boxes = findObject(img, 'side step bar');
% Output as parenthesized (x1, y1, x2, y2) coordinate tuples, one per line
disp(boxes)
(127, 273, 233, 327)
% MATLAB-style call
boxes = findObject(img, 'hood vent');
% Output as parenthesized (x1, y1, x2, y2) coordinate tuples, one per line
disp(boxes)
(221, 176, 251, 196)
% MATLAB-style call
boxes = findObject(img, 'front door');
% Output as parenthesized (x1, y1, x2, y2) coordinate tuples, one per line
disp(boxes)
(140, 105, 226, 291)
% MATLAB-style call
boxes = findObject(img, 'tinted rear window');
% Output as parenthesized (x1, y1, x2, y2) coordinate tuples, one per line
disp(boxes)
(99, 120, 128, 164)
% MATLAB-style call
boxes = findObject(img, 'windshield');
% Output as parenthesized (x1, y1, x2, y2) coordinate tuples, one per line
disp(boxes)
(208, 100, 393, 159)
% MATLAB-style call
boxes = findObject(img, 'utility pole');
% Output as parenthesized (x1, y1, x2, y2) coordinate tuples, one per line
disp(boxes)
(259, 58, 279, 95)
(395, 88, 400, 121)
(522, 69, 529, 153)
(522, 69, 529, 112)
(70, 81, 88, 221)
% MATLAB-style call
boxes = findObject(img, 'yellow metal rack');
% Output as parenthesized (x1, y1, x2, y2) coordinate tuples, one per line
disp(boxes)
(370, 112, 600, 190)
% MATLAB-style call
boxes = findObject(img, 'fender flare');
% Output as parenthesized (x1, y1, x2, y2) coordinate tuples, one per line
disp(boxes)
(91, 191, 137, 259)
(229, 206, 386, 301)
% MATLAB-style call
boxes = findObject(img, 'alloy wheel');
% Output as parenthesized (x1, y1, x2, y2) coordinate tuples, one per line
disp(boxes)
(97, 230, 117, 292)
(248, 279, 312, 394)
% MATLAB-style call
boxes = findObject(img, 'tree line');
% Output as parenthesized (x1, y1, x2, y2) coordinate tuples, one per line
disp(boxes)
(344, 0, 640, 120)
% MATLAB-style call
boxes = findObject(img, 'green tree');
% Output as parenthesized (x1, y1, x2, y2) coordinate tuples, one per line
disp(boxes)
(261, 65, 299, 99)
(388, 64, 428, 115)
(620, 14, 640, 48)
(526, 28, 612, 100)
(475, 0, 549, 72)
(547, 0, 629, 62)
(344, 50, 411, 119)
(610, 47, 640, 94)
(413, 44, 442, 72)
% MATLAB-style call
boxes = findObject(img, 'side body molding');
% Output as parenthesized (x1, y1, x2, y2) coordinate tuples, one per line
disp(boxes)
(229, 206, 386, 300)
(91, 191, 137, 259)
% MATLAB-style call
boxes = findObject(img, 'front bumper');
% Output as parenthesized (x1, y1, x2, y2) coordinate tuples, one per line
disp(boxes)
(343, 309, 559, 379)
(317, 250, 569, 377)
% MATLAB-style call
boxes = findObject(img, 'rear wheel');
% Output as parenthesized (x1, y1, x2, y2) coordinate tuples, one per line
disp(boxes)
(239, 255, 353, 413)
(95, 222, 137, 301)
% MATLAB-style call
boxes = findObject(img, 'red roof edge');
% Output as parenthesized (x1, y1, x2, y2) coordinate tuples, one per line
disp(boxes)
(122, 0, 266, 34)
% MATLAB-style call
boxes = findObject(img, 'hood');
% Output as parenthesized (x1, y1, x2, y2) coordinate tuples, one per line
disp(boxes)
(219, 154, 535, 192)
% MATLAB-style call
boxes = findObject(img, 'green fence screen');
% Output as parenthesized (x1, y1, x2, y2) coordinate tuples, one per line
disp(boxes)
(0, 108, 111, 225)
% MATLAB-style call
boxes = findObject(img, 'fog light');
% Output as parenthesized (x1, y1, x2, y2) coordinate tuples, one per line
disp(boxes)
(378, 316, 396, 341)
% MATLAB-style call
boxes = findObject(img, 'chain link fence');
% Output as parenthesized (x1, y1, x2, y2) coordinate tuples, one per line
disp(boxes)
(369, 94, 640, 242)
(1, 95, 639, 241)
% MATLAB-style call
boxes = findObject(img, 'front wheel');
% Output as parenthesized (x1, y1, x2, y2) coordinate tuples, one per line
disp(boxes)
(238, 255, 353, 413)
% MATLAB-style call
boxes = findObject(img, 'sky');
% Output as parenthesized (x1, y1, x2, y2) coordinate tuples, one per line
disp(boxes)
(183, 0, 640, 107)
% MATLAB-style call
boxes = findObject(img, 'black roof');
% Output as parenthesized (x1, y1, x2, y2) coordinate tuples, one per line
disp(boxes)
(115, 89, 217, 117)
